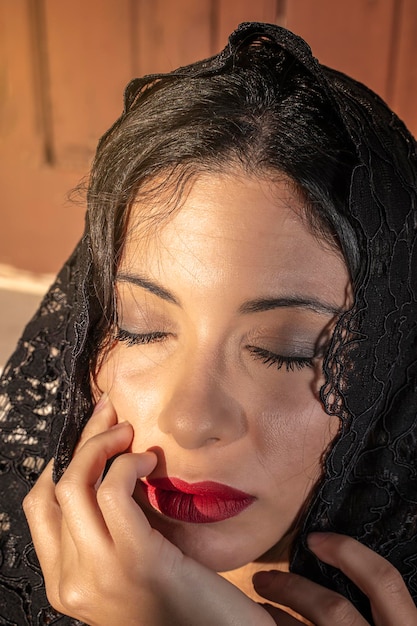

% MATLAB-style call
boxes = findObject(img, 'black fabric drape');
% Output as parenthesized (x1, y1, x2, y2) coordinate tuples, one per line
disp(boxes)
(0, 22, 416, 624)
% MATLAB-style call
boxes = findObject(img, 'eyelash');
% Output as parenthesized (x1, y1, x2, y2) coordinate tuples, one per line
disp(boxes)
(116, 328, 314, 372)
(115, 328, 170, 346)
(246, 346, 314, 371)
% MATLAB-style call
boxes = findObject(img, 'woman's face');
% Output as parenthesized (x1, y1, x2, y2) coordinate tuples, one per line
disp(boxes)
(96, 171, 351, 572)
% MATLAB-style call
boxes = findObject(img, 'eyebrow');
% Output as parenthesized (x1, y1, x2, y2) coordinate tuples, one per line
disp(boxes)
(238, 296, 341, 316)
(116, 273, 180, 305)
(116, 272, 341, 317)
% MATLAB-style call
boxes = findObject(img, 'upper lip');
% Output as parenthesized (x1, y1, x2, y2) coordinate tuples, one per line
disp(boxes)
(144, 476, 253, 500)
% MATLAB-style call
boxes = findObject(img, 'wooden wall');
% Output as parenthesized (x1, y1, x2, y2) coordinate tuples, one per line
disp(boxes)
(1, 0, 416, 274)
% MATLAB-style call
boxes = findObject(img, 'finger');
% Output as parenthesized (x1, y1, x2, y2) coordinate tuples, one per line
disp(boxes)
(55, 422, 134, 547)
(308, 533, 417, 626)
(253, 570, 368, 625)
(97, 451, 158, 546)
(260, 603, 307, 625)
(75, 393, 116, 453)
(23, 459, 62, 600)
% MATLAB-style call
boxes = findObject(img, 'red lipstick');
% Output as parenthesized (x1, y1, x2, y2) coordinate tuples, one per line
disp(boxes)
(141, 477, 255, 523)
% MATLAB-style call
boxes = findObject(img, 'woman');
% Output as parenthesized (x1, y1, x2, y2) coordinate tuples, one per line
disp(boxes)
(0, 22, 416, 625)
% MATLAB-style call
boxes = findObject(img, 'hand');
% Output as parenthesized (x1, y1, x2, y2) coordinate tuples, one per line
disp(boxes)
(23, 396, 276, 626)
(253, 533, 417, 625)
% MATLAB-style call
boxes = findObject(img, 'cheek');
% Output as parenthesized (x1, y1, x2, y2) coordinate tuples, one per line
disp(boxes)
(251, 387, 340, 483)
(96, 346, 338, 468)
(95, 348, 167, 447)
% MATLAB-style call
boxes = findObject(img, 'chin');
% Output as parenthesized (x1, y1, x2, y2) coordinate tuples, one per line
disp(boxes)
(142, 504, 281, 572)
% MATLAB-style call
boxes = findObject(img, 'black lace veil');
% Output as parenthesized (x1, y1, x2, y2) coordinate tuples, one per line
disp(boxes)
(1, 22, 416, 624)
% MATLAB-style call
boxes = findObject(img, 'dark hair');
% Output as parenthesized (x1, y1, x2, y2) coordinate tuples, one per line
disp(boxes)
(86, 33, 359, 365)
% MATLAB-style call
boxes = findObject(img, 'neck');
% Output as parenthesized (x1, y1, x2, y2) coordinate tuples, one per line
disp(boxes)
(219, 533, 312, 625)
(219, 536, 290, 600)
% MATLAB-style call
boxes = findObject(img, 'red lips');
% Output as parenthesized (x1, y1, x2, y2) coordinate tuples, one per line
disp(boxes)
(141, 477, 255, 523)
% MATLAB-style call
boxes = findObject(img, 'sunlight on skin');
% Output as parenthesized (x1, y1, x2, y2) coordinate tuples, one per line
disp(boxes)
(95, 170, 351, 609)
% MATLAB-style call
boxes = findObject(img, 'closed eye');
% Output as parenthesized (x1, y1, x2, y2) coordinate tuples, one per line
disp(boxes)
(116, 328, 316, 373)
(247, 345, 314, 372)
(116, 328, 171, 346)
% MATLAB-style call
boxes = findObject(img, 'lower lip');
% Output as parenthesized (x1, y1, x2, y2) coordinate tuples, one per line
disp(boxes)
(141, 478, 255, 524)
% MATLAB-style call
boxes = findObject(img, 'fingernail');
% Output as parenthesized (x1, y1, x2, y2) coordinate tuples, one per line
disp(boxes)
(93, 392, 108, 413)
(252, 570, 277, 589)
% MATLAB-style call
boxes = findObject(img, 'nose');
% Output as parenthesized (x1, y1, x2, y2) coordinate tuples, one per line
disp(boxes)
(158, 364, 246, 449)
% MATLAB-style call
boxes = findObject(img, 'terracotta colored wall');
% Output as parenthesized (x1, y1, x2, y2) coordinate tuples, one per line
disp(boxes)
(1, 0, 416, 274)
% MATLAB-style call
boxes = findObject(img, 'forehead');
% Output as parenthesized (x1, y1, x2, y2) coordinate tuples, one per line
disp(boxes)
(120, 171, 349, 306)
